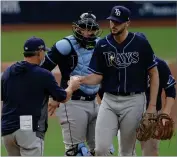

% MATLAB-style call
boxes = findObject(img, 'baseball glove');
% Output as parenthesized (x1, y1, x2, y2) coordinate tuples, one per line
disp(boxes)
(136, 113, 157, 141)
(152, 113, 174, 140)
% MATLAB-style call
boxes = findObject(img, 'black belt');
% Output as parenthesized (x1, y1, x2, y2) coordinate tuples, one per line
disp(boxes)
(109, 91, 142, 96)
(71, 95, 96, 101)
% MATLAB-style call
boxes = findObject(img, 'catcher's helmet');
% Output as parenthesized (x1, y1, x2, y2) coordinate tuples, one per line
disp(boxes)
(72, 11, 102, 49)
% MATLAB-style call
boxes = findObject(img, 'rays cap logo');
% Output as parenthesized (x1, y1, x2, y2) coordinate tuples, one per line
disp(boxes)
(23, 36, 50, 52)
(107, 6, 131, 23)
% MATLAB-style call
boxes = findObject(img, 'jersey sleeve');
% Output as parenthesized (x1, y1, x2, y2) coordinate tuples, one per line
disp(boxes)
(159, 60, 176, 98)
(160, 61, 176, 89)
(40, 39, 71, 71)
(143, 40, 157, 70)
(45, 71, 67, 102)
(88, 42, 104, 75)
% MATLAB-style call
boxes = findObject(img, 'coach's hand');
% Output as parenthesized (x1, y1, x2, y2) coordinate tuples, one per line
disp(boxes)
(48, 97, 60, 116)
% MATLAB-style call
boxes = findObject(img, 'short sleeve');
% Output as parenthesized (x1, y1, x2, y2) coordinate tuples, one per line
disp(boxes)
(143, 40, 157, 70)
(88, 42, 104, 75)
(159, 61, 176, 89)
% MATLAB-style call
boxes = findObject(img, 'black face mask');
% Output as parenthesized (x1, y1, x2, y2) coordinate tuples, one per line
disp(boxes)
(72, 18, 101, 49)
(74, 31, 97, 49)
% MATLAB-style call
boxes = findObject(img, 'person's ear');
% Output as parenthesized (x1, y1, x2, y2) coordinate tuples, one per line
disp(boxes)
(36, 51, 40, 56)
(126, 21, 130, 27)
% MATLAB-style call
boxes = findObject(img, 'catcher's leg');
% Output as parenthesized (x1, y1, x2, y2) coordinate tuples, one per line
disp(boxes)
(86, 116, 97, 155)
(56, 100, 89, 156)
(140, 139, 160, 156)
(118, 93, 146, 156)
(95, 99, 119, 156)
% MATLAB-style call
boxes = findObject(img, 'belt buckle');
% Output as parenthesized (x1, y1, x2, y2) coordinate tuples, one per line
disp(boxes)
(80, 96, 86, 101)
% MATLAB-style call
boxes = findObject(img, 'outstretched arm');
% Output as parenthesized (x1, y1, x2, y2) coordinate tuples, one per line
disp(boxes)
(78, 73, 103, 85)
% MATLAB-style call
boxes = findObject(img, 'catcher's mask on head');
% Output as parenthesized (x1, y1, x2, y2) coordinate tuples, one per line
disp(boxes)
(72, 11, 102, 49)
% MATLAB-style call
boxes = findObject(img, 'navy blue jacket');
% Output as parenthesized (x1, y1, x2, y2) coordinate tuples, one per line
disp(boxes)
(89, 32, 157, 93)
(1, 61, 67, 137)
(146, 57, 176, 111)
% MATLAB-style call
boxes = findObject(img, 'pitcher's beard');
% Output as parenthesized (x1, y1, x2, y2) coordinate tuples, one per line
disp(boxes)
(110, 27, 125, 36)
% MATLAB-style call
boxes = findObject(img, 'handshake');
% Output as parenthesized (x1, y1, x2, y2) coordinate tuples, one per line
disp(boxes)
(68, 75, 84, 91)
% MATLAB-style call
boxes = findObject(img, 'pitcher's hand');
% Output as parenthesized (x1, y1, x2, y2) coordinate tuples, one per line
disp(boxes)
(68, 76, 81, 91)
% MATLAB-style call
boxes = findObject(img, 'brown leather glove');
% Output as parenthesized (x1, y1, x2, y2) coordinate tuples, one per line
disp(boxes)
(152, 113, 174, 140)
(136, 113, 157, 141)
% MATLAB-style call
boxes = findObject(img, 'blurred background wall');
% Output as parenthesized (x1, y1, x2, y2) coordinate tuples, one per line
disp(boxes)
(1, 1, 176, 24)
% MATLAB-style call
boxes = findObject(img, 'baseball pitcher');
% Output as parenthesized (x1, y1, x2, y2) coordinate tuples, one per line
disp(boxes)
(75, 6, 159, 156)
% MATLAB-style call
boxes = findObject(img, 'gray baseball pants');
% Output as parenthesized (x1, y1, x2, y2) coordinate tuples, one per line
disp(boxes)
(2, 129, 44, 156)
(56, 99, 99, 154)
(95, 92, 146, 156)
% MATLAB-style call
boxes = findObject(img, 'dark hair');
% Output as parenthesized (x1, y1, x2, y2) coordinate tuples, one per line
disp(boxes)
(23, 51, 37, 57)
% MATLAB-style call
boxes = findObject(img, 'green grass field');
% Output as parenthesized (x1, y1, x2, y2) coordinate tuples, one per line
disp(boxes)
(1, 27, 177, 62)
(1, 27, 177, 156)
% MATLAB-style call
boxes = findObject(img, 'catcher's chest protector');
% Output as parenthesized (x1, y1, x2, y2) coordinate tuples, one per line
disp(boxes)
(61, 35, 100, 94)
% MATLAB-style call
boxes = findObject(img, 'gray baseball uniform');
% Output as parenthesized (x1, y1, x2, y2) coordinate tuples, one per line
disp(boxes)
(56, 99, 99, 151)
(88, 6, 158, 155)
(41, 34, 101, 155)
(96, 93, 146, 155)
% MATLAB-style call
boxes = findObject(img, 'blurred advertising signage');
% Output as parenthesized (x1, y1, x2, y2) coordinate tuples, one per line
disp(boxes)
(138, 2, 176, 17)
(1, 1, 21, 14)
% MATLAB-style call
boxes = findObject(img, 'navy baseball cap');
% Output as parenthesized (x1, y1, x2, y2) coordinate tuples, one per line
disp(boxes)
(24, 37, 50, 52)
(107, 6, 131, 23)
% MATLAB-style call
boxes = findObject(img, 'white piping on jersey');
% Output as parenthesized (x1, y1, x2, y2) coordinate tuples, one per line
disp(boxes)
(122, 33, 135, 93)
(165, 82, 176, 89)
(147, 62, 157, 70)
(106, 36, 120, 92)
(88, 67, 103, 75)
(45, 53, 57, 65)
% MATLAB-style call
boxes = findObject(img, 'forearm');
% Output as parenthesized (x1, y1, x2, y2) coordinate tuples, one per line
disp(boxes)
(81, 74, 103, 85)
(61, 86, 73, 103)
(162, 97, 175, 115)
(147, 68, 159, 111)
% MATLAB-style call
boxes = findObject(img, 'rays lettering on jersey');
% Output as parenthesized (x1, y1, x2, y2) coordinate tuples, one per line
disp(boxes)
(103, 51, 139, 68)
